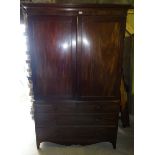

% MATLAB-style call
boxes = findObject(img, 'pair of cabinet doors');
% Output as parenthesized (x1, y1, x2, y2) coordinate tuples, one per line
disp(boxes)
(28, 13, 124, 100)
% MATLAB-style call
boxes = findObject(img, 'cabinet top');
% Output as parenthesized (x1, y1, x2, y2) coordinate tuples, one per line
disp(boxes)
(21, 2, 132, 18)
(21, 3, 132, 10)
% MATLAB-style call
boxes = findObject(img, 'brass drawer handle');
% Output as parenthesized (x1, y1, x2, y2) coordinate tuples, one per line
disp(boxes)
(78, 11, 83, 14)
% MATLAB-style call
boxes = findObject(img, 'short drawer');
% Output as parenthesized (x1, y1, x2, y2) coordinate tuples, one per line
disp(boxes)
(35, 100, 119, 114)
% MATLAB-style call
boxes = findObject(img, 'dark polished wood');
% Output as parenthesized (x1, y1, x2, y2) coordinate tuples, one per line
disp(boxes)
(35, 100, 119, 113)
(36, 126, 116, 148)
(30, 15, 76, 98)
(22, 3, 130, 149)
(78, 16, 124, 97)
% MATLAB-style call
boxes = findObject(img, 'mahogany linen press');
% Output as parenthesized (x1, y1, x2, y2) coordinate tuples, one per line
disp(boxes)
(22, 3, 130, 149)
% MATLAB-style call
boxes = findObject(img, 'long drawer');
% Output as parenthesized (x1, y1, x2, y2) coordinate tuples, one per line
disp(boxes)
(36, 126, 116, 143)
(35, 100, 119, 114)
(35, 113, 118, 127)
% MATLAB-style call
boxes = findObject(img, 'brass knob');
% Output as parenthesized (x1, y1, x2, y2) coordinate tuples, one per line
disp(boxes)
(78, 11, 83, 14)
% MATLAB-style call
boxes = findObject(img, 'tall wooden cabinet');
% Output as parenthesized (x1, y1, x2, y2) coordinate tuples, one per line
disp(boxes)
(22, 3, 130, 149)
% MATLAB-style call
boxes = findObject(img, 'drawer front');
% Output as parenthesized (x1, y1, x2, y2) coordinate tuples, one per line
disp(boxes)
(35, 113, 118, 127)
(35, 100, 119, 114)
(36, 126, 116, 142)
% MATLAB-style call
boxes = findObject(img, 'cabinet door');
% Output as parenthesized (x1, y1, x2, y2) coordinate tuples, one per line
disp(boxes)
(77, 16, 125, 98)
(29, 16, 76, 99)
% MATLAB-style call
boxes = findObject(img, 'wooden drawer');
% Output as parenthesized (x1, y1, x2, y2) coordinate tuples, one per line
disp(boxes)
(35, 113, 118, 127)
(36, 126, 116, 143)
(35, 100, 119, 114)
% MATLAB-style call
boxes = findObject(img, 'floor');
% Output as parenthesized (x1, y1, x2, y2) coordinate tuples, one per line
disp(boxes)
(0, 24, 134, 155)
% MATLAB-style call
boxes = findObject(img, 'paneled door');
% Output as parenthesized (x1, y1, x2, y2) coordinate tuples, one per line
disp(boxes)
(77, 16, 124, 98)
(28, 15, 77, 99)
